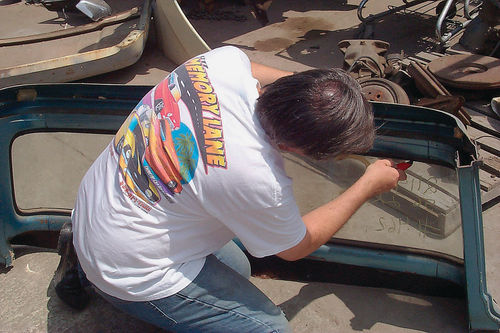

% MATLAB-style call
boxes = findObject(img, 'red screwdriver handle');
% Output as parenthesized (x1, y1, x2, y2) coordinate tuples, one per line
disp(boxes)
(396, 161, 413, 171)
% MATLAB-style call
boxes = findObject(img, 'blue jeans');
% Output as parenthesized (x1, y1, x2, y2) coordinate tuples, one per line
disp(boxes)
(91, 241, 291, 333)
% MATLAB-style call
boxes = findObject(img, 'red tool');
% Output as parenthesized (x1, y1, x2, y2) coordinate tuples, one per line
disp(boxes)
(396, 161, 413, 170)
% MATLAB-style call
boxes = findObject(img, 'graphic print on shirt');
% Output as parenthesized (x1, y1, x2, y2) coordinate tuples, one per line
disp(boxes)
(176, 56, 227, 173)
(114, 109, 161, 207)
(113, 54, 227, 211)
(114, 87, 186, 209)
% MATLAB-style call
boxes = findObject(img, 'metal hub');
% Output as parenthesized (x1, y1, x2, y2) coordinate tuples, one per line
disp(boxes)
(359, 78, 410, 104)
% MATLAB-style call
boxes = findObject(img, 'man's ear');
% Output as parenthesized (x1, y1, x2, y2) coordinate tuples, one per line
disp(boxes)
(277, 143, 304, 155)
(277, 143, 289, 151)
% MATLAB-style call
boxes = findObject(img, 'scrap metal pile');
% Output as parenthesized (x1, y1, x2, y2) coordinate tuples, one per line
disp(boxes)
(339, 0, 500, 123)
(339, 38, 500, 126)
(337, 35, 500, 208)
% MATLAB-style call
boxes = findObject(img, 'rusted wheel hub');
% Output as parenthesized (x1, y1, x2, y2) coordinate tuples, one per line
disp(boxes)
(358, 78, 410, 104)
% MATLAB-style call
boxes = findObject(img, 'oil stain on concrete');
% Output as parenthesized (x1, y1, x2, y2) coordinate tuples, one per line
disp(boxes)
(253, 16, 335, 52)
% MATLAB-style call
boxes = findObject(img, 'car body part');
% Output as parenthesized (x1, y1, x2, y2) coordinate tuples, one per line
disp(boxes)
(0, 0, 151, 88)
(491, 97, 500, 117)
(416, 95, 465, 117)
(40, 0, 111, 21)
(0, 83, 498, 331)
(358, 77, 410, 104)
(338, 39, 389, 79)
(0, 6, 140, 47)
(407, 61, 471, 125)
(154, 0, 211, 65)
(384, 52, 405, 77)
(76, 0, 112, 21)
(427, 54, 500, 90)
(40, 0, 79, 12)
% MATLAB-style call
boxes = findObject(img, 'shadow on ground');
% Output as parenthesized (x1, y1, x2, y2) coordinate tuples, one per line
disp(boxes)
(278, 282, 467, 332)
(46, 285, 163, 333)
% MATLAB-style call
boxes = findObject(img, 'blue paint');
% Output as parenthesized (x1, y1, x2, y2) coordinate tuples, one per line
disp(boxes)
(0, 84, 497, 331)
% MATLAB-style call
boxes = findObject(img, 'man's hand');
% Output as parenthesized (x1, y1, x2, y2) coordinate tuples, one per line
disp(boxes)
(358, 159, 407, 198)
(277, 158, 406, 261)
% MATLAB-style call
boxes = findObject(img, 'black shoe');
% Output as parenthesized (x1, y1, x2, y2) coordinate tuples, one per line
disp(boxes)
(55, 268, 90, 310)
(53, 222, 89, 311)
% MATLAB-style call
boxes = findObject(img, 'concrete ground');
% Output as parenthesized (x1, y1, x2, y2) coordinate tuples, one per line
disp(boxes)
(1, 0, 499, 332)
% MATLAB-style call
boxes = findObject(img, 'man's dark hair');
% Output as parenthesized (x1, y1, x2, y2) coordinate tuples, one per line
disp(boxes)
(255, 68, 374, 160)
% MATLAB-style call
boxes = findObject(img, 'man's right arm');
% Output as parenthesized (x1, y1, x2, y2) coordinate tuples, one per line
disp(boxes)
(277, 159, 406, 261)
(250, 62, 294, 88)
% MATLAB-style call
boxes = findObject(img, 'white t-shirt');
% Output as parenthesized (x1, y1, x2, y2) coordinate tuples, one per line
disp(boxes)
(72, 46, 306, 302)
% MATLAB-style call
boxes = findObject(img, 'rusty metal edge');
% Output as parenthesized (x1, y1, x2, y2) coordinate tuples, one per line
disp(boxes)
(0, 7, 141, 47)
(0, 0, 152, 88)
(408, 61, 471, 125)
